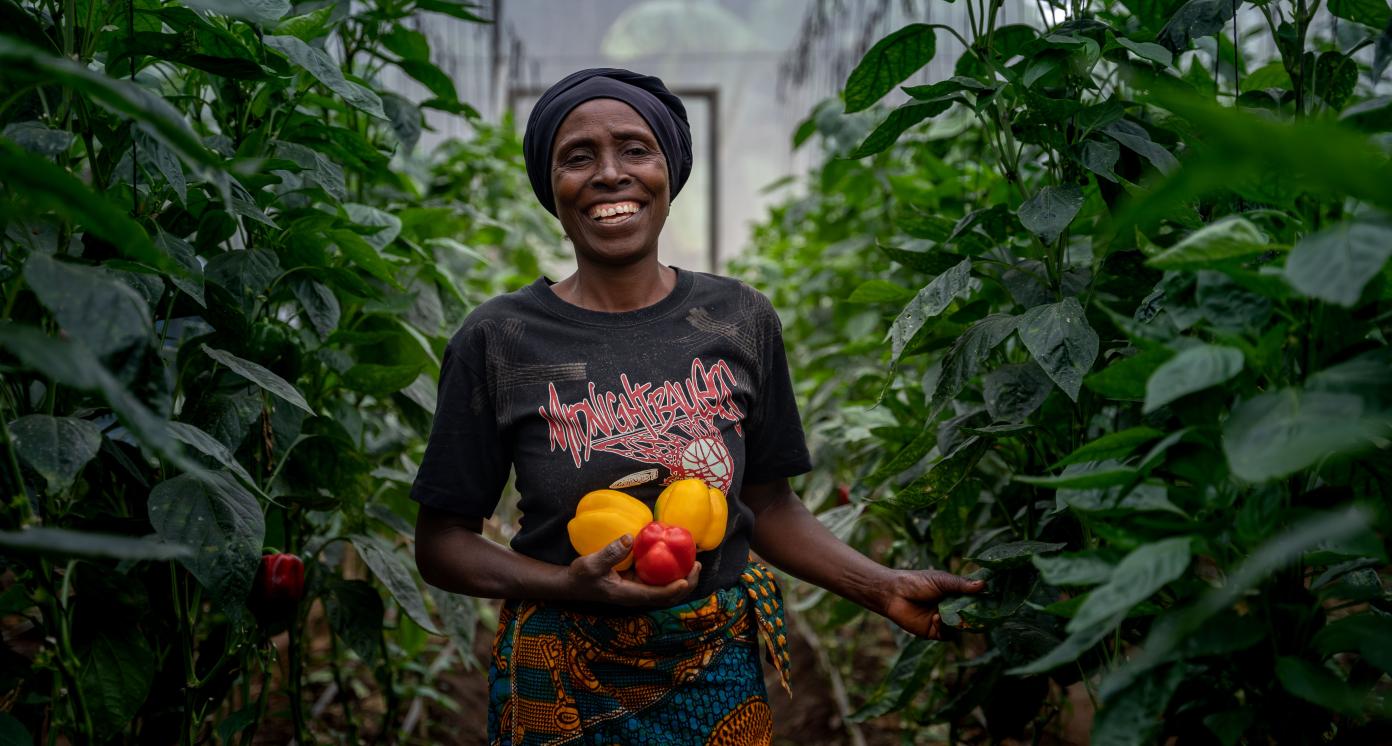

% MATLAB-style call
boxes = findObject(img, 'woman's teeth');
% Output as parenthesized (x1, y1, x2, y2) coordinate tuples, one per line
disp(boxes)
(589, 203, 640, 223)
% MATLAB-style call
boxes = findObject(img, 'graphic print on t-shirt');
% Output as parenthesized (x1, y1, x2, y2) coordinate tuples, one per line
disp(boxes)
(537, 357, 745, 492)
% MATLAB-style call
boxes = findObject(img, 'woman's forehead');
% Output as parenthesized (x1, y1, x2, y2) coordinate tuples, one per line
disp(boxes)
(553, 99, 655, 147)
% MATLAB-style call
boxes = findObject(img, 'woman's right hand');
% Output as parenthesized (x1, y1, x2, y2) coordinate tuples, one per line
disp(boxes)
(567, 534, 701, 607)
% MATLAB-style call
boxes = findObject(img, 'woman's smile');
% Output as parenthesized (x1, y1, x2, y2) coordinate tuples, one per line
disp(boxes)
(588, 200, 643, 225)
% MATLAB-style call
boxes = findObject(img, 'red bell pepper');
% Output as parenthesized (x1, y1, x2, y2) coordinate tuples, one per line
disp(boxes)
(259, 553, 305, 603)
(632, 521, 696, 586)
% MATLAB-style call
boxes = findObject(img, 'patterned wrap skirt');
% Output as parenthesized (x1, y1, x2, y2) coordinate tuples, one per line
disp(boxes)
(486, 560, 793, 745)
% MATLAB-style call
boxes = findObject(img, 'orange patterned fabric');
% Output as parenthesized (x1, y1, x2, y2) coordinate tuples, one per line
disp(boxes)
(487, 559, 791, 745)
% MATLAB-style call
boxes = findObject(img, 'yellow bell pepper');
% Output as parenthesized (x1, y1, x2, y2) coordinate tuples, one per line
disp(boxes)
(654, 478, 728, 551)
(566, 489, 652, 571)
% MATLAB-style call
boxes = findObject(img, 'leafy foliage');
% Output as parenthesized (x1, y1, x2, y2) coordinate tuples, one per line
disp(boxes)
(737, 0, 1392, 740)
(0, 0, 558, 742)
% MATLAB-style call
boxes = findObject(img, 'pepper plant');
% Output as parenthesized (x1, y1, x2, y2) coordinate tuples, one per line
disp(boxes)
(0, 0, 558, 743)
(739, 0, 1392, 742)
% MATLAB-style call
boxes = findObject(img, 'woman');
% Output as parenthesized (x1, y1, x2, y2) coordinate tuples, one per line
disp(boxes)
(411, 68, 984, 745)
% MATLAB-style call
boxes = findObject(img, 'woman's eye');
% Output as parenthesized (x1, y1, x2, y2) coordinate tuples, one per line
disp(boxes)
(627, 147, 649, 156)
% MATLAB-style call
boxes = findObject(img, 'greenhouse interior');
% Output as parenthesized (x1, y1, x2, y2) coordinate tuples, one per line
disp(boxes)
(1, 0, 1391, 743)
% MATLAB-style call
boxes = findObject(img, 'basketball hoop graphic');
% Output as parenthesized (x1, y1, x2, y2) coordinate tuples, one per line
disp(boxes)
(595, 412, 734, 492)
(540, 358, 744, 493)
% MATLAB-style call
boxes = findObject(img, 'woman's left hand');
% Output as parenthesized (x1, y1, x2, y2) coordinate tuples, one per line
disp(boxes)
(876, 569, 986, 640)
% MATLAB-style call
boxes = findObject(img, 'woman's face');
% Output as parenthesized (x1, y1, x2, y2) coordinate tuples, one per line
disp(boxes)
(550, 98, 670, 266)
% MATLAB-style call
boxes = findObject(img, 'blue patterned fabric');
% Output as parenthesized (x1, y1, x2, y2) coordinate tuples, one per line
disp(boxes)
(487, 559, 792, 745)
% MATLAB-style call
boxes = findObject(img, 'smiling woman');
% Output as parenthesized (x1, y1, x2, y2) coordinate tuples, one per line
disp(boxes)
(408, 67, 984, 745)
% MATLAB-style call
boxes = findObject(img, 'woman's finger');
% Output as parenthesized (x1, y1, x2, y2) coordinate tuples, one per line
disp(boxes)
(587, 534, 633, 574)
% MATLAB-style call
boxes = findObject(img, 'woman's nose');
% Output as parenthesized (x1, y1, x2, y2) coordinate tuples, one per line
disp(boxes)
(592, 151, 631, 188)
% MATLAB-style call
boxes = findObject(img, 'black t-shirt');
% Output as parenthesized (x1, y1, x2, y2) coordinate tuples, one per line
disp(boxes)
(410, 267, 813, 602)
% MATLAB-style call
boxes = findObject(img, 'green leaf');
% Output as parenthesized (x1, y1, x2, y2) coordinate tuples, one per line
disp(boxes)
(1054, 426, 1163, 468)
(202, 344, 315, 416)
(0, 38, 215, 169)
(382, 25, 430, 61)
(888, 258, 974, 367)
(382, 93, 422, 151)
(1328, 0, 1392, 28)
(1009, 610, 1126, 674)
(343, 363, 425, 397)
(983, 361, 1053, 422)
(1340, 96, 1392, 133)
(1314, 614, 1392, 673)
(0, 142, 174, 274)
(847, 98, 955, 157)
(23, 253, 152, 357)
(1067, 537, 1191, 634)
(869, 426, 936, 485)
(184, 0, 289, 24)
(3, 120, 74, 156)
(1018, 185, 1083, 245)
(1102, 119, 1179, 175)
(1315, 51, 1358, 111)
(1033, 552, 1116, 586)
(331, 228, 400, 286)
(79, 628, 154, 738)
(847, 638, 938, 721)
(344, 203, 403, 251)
(325, 578, 385, 664)
(148, 471, 264, 610)
(930, 314, 1019, 413)
(351, 534, 441, 635)
(0, 323, 180, 460)
(155, 232, 206, 306)
(399, 59, 458, 103)
(204, 249, 281, 319)
(264, 35, 387, 120)
(1143, 344, 1244, 413)
(167, 421, 260, 495)
(274, 5, 336, 39)
(1100, 505, 1371, 698)
(848, 279, 914, 303)
(1086, 348, 1174, 400)
(1158, 0, 1240, 52)
(970, 540, 1067, 569)
(291, 279, 341, 339)
(1284, 214, 1392, 307)
(1018, 460, 1139, 490)
(1146, 217, 1271, 270)
(1017, 297, 1099, 401)
(0, 713, 32, 746)
(876, 242, 967, 274)
(1222, 388, 1389, 482)
(7, 415, 101, 494)
(1059, 482, 1184, 516)
(1080, 137, 1121, 182)
(1092, 664, 1185, 746)
(1275, 657, 1367, 715)
(844, 24, 939, 112)
(1306, 348, 1392, 411)
(0, 527, 192, 561)
(1115, 36, 1175, 67)
(414, 0, 492, 22)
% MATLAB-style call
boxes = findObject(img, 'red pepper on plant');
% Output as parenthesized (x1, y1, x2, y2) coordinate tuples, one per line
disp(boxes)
(258, 553, 305, 604)
(632, 521, 696, 586)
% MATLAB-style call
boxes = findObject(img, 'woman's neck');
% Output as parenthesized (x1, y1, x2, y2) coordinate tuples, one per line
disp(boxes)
(551, 259, 677, 313)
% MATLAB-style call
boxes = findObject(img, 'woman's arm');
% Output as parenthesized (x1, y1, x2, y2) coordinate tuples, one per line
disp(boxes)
(742, 478, 984, 640)
(414, 504, 701, 607)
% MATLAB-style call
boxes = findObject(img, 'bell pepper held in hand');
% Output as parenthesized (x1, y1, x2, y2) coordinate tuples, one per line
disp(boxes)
(654, 478, 727, 551)
(259, 553, 305, 604)
(632, 521, 697, 586)
(567, 489, 653, 570)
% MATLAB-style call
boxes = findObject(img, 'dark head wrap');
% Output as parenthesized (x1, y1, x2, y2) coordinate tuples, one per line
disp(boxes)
(523, 68, 693, 216)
